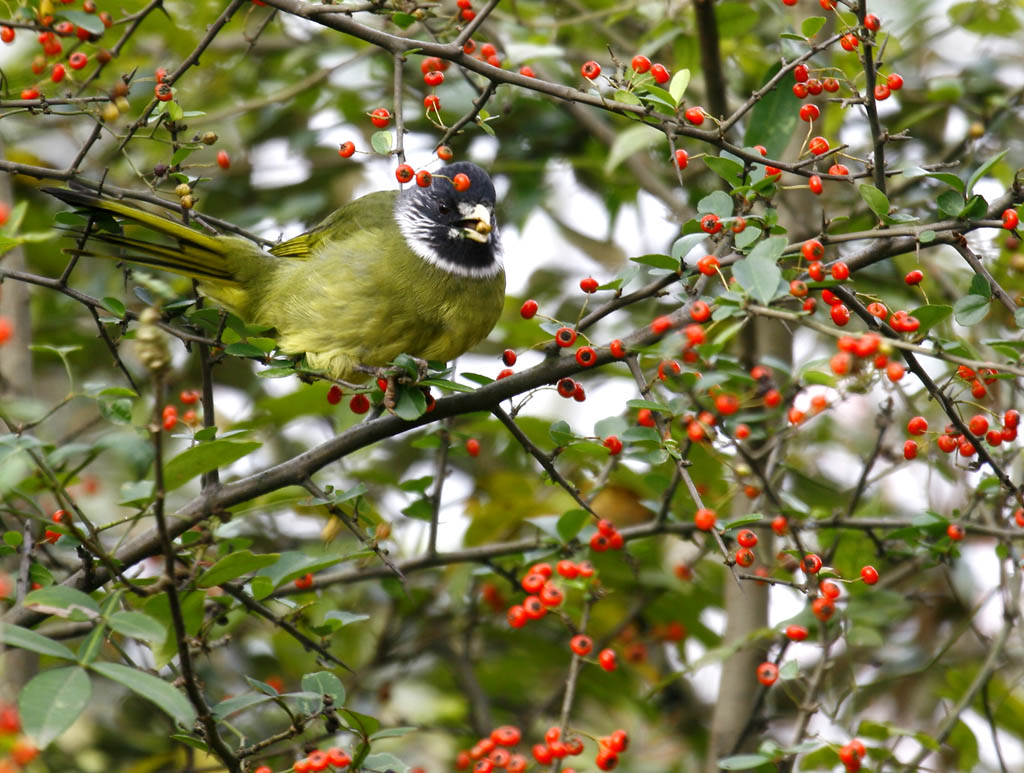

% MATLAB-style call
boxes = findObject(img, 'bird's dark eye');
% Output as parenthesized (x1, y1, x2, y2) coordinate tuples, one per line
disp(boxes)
(438, 203, 451, 214)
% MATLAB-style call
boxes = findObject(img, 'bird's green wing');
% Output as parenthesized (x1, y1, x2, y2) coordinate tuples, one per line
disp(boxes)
(269, 190, 398, 259)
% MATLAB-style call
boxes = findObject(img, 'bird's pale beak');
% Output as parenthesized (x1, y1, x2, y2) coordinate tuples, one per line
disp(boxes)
(461, 203, 493, 243)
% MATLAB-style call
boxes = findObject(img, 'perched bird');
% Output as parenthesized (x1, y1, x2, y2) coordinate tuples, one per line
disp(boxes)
(45, 161, 504, 382)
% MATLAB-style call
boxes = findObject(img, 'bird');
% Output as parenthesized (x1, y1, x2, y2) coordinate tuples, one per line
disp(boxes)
(44, 161, 505, 384)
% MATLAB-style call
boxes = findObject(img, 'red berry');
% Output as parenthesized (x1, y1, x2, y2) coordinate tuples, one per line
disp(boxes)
(1002, 209, 1019, 230)
(736, 528, 758, 548)
(21, 87, 40, 100)
(650, 63, 670, 83)
(907, 416, 928, 435)
(51, 63, 66, 82)
(802, 239, 825, 261)
(520, 299, 538, 318)
(595, 749, 618, 771)
(349, 394, 370, 414)
(696, 254, 720, 275)
(684, 106, 705, 124)
(968, 414, 989, 436)
(338, 141, 356, 158)
(580, 60, 601, 79)
(637, 408, 656, 427)
(830, 304, 850, 326)
(887, 73, 903, 90)
(674, 148, 689, 169)
(507, 604, 527, 628)
(580, 276, 599, 293)
(465, 437, 481, 457)
(830, 261, 850, 280)
(694, 507, 716, 531)
(792, 82, 808, 99)
(823, 77, 840, 92)
(555, 326, 577, 347)
(700, 213, 721, 233)
(68, 51, 88, 70)
(415, 169, 433, 187)
(808, 136, 829, 155)
(801, 553, 822, 574)
(794, 63, 809, 82)
(947, 523, 964, 541)
(598, 648, 617, 671)
(603, 435, 623, 455)
(326, 385, 343, 405)
(735, 547, 754, 567)
(570, 634, 593, 656)
(785, 624, 808, 641)
(436, 145, 453, 161)
(424, 94, 441, 111)
(630, 54, 651, 73)
(370, 107, 391, 127)
(757, 661, 779, 686)
(501, 349, 517, 367)
(557, 377, 576, 398)
(395, 163, 414, 183)
(424, 70, 444, 87)
(864, 13, 881, 31)
(859, 565, 879, 585)
(609, 339, 626, 358)
(874, 83, 891, 101)
(0, 26, 13, 44)
(811, 597, 835, 621)
(806, 78, 823, 95)
(840, 33, 859, 51)
(1005, 409, 1020, 429)
(867, 302, 888, 318)
(294, 572, 313, 590)
(650, 315, 673, 335)
(452, 172, 471, 191)
(799, 103, 820, 122)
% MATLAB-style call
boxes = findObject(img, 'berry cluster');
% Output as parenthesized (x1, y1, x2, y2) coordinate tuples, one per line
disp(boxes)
(0, 702, 39, 769)
(273, 745, 350, 772)
(160, 388, 202, 431)
(506, 559, 594, 628)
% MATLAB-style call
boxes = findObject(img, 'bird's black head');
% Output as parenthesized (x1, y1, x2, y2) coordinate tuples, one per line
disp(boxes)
(394, 161, 502, 278)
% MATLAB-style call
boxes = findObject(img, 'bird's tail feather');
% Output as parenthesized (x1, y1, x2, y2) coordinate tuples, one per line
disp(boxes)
(43, 186, 238, 284)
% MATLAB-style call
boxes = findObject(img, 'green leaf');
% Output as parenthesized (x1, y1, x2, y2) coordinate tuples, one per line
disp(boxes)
(20, 667, 91, 747)
(747, 235, 787, 263)
(952, 294, 989, 326)
(393, 385, 427, 420)
(370, 130, 392, 155)
(744, 63, 801, 159)
(671, 233, 707, 262)
(107, 611, 167, 642)
(166, 100, 184, 122)
(549, 420, 574, 446)
(909, 304, 952, 335)
(3, 531, 22, 548)
(800, 16, 826, 38)
(91, 661, 196, 726)
(369, 726, 417, 741)
(557, 509, 589, 542)
(361, 753, 407, 773)
(299, 671, 346, 714)
(960, 193, 988, 219)
(918, 230, 936, 243)
(668, 68, 691, 105)
(1016, 307, 1024, 328)
(24, 586, 101, 617)
(224, 342, 266, 358)
(859, 184, 891, 220)
(170, 146, 194, 166)
(612, 89, 641, 107)
(58, 9, 105, 34)
(966, 149, 1007, 196)
(630, 253, 678, 270)
(732, 236, 786, 306)
(0, 623, 76, 660)
(704, 155, 745, 185)
(162, 440, 261, 490)
(100, 297, 126, 319)
(735, 225, 762, 250)
(697, 190, 734, 218)
(250, 576, 274, 600)
(717, 753, 770, 770)
(391, 11, 416, 28)
(936, 190, 965, 217)
(968, 273, 991, 298)
(197, 550, 280, 587)
(604, 124, 665, 174)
